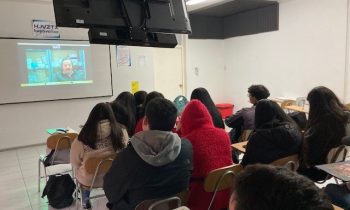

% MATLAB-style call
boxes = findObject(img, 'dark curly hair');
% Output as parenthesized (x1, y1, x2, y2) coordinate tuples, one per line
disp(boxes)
(248, 85, 270, 101)
(231, 164, 333, 210)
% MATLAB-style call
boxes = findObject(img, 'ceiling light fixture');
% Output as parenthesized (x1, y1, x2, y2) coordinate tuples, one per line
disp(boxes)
(186, 0, 207, 6)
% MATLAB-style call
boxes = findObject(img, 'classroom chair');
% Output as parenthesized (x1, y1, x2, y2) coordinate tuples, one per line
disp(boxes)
(75, 154, 116, 210)
(204, 164, 243, 210)
(38, 132, 78, 192)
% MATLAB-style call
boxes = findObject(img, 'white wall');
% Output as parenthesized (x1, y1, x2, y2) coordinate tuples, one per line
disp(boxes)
(186, 39, 227, 102)
(187, 0, 349, 111)
(224, 0, 348, 110)
(0, 1, 155, 150)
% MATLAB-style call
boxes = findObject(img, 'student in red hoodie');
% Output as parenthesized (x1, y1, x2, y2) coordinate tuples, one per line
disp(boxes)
(180, 99, 233, 210)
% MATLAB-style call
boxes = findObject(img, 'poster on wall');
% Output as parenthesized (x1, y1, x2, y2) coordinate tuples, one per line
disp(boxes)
(32, 20, 60, 38)
(117, 46, 131, 67)
(131, 81, 139, 94)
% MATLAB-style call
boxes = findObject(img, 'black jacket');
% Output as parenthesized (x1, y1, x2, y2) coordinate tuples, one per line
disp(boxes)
(241, 123, 302, 166)
(225, 106, 255, 130)
(103, 131, 193, 210)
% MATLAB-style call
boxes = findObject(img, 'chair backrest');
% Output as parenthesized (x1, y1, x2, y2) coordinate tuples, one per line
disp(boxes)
(136, 196, 181, 210)
(85, 154, 116, 175)
(238, 129, 252, 142)
(204, 164, 243, 210)
(46, 133, 78, 150)
(326, 145, 348, 163)
(270, 154, 299, 171)
(204, 164, 242, 192)
(174, 95, 188, 115)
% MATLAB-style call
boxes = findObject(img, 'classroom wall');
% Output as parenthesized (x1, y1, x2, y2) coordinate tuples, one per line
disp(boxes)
(0, 1, 155, 150)
(185, 38, 227, 103)
(187, 0, 349, 111)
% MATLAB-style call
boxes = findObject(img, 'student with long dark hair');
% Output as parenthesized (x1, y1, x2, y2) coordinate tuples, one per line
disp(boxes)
(70, 103, 128, 209)
(134, 91, 164, 133)
(111, 101, 133, 136)
(134, 90, 147, 121)
(114, 91, 137, 136)
(241, 99, 302, 166)
(190, 87, 225, 129)
(298, 86, 349, 181)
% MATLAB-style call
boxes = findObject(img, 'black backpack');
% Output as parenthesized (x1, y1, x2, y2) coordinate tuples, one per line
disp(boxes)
(42, 174, 76, 209)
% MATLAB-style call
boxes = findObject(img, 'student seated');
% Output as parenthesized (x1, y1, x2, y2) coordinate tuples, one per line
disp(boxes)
(113, 91, 137, 136)
(134, 90, 147, 122)
(103, 98, 193, 210)
(298, 86, 349, 181)
(134, 91, 164, 133)
(225, 84, 270, 143)
(229, 164, 333, 210)
(70, 103, 128, 209)
(180, 99, 233, 210)
(111, 101, 134, 138)
(191, 87, 225, 129)
(241, 99, 302, 167)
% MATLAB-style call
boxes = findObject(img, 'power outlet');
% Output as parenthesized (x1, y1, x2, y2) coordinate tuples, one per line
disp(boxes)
(194, 67, 199, 76)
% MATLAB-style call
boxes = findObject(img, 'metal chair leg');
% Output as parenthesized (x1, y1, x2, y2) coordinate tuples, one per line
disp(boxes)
(38, 158, 41, 192)
(43, 163, 48, 183)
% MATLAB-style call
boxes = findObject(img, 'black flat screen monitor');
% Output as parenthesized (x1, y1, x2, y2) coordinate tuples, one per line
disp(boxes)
(53, 0, 191, 34)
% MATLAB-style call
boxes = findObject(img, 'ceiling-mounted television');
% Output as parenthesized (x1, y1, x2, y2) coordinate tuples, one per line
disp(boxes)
(52, 0, 191, 48)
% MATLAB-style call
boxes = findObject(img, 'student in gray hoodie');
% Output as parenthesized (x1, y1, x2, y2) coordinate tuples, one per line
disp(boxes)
(103, 98, 193, 210)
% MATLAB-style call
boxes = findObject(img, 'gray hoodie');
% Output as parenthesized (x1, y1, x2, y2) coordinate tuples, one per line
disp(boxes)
(130, 130, 181, 167)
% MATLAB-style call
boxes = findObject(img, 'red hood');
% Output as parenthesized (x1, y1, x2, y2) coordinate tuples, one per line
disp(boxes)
(181, 99, 214, 135)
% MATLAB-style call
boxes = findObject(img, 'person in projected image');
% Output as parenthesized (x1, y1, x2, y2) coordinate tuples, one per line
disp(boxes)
(55, 58, 85, 82)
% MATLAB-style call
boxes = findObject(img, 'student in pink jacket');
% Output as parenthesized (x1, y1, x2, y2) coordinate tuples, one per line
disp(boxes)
(70, 102, 129, 209)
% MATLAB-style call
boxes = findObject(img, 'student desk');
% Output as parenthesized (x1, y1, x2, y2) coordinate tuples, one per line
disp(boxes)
(231, 141, 248, 153)
(284, 105, 309, 113)
(316, 161, 350, 182)
(333, 204, 344, 210)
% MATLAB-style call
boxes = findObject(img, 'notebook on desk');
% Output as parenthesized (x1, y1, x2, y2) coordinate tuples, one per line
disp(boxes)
(316, 161, 350, 182)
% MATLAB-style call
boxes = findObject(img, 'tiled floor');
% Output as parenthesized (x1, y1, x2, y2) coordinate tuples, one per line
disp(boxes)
(0, 144, 338, 210)
(0, 145, 108, 210)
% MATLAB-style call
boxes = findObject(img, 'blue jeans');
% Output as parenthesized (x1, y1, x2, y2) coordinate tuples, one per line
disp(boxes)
(82, 189, 91, 207)
(324, 184, 350, 210)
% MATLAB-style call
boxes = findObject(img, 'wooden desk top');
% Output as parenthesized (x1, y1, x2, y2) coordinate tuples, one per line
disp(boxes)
(284, 105, 309, 113)
(231, 141, 248, 153)
(333, 204, 344, 210)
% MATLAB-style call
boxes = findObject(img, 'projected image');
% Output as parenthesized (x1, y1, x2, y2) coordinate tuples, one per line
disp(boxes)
(20, 43, 92, 87)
